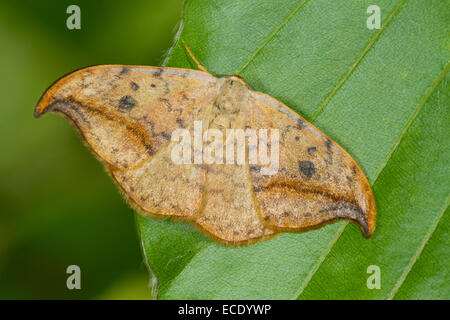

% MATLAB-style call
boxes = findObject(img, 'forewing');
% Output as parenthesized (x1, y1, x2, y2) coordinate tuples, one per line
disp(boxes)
(35, 65, 217, 169)
(112, 105, 212, 218)
(35, 65, 218, 218)
(248, 92, 376, 236)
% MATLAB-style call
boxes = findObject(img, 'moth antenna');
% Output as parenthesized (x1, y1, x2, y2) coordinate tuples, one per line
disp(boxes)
(182, 41, 210, 74)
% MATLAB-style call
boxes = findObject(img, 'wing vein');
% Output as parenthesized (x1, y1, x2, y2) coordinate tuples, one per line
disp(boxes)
(194, 93, 216, 218)
(246, 100, 276, 231)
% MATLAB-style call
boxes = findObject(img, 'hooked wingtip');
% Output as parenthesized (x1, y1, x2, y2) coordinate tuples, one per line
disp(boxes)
(34, 75, 64, 118)
(34, 76, 58, 119)
(347, 213, 374, 238)
(358, 171, 376, 238)
(34, 97, 53, 118)
(33, 106, 44, 118)
(34, 99, 56, 118)
(33, 109, 41, 118)
(33, 65, 85, 119)
(361, 208, 376, 238)
(363, 225, 374, 238)
(34, 92, 46, 118)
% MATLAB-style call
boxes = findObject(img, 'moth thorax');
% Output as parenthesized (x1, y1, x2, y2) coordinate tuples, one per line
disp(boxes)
(215, 77, 249, 113)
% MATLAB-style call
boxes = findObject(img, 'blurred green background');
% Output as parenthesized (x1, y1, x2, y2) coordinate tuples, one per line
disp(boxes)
(0, 0, 183, 299)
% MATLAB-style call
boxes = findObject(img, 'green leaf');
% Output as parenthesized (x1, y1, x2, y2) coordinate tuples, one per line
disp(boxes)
(137, 0, 449, 299)
(393, 207, 450, 299)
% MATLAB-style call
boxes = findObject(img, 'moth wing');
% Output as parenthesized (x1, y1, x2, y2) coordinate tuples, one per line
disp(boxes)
(35, 65, 218, 218)
(248, 91, 376, 236)
(193, 104, 276, 243)
(194, 162, 276, 244)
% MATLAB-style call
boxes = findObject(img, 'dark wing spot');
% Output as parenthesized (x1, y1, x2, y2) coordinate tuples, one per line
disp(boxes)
(159, 98, 173, 111)
(130, 82, 139, 91)
(325, 138, 332, 150)
(159, 132, 171, 140)
(118, 95, 137, 111)
(307, 146, 317, 155)
(120, 67, 131, 75)
(176, 118, 185, 126)
(296, 118, 305, 129)
(298, 160, 315, 178)
(154, 68, 164, 77)
(295, 136, 300, 141)
(151, 83, 156, 88)
(253, 185, 265, 193)
(146, 145, 155, 156)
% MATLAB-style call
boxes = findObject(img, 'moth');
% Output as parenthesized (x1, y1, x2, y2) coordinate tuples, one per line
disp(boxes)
(35, 46, 375, 245)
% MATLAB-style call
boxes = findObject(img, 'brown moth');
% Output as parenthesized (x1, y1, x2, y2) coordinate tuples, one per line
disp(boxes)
(35, 50, 375, 245)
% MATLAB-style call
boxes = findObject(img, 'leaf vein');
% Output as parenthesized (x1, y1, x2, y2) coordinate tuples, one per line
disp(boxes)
(309, 0, 408, 122)
(370, 63, 449, 184)
(292, 223, 347, 299)
(235, 0, 311, 75)
(388, 197, 450, 300)
(158, 241, 211, 298)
